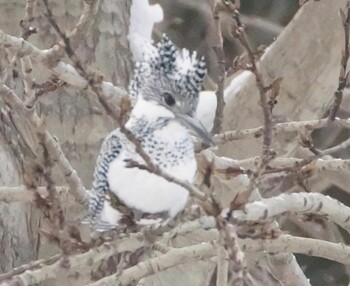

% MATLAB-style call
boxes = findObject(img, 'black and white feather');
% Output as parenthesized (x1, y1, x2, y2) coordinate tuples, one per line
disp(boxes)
(129, 35, 206, 105)
(88, 35, 209, 231)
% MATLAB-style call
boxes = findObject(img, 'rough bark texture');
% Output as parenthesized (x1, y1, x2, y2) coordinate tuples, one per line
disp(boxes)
(0, 0, 349, 285)
(220, 0, 345, 159)
(0, 0, 132, 272)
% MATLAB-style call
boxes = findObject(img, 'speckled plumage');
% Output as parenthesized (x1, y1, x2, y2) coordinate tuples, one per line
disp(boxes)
(129, 35, 206, 105)
(89, 35, 207, 230)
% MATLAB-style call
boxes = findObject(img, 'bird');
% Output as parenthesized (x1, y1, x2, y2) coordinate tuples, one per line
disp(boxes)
(88, 35, 212, 231)
(128, 1, 217, 132)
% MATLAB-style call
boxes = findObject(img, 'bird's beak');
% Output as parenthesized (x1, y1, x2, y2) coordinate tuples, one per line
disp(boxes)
(176, 113, 213, 146)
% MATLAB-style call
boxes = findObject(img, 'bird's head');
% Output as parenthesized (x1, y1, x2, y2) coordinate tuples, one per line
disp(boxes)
(129, 35, 212, 145)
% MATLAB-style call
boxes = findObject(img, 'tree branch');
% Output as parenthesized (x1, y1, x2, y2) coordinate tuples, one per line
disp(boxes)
(0, 233, 145, 286)
(233, 11, 274, 164)
(0, 85, 88, 206)
(87, 242, 216, 286)
(243, 234, 350, 265)
(0, 29, 128, 116)
(232, 192, 350, 233)
(327, 1, 350, 121)
(0, 186, 69, 203)
(214, 117, 350, 144)
(212, 0, 228, 134)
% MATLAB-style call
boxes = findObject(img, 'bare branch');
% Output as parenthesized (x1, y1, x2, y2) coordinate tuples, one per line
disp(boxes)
(232, 192, 350, 233)
(0, 85, 88, 206)
(68, 0, 100, 43)
(237, 156, 350, 174)
(214, 117, 350, 144)
(0, 254, 61, 283)
(0, 186, 67, 203)
(20, 0, 37, 40)
(0, 233, 145, 286)
(322, 136, 350, 155)
(42, 0, 100, 58)
(216, 217, 246, 285)
(233, 11, 274, 164)
(327, 1, 350, 121)
(243, 234, 350, 265)
(87, 242, 216, 286)
(212, 1, 228, 134)
(0, 29, 128, 116)
(216, 244, 229, 286)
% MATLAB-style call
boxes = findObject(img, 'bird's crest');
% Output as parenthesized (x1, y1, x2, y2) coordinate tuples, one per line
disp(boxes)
(129, 35, 207, 103)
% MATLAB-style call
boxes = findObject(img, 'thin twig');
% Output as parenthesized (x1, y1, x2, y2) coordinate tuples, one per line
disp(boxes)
(20, 0, 38, 40)
(39, 1, 130, 122)
(233, 11, 274, 164)
(216, 244, 229, 286)
(0, 29, 128, 113)
(212, 1, 228, 134)
(216, 216, 246, 285)
(231, 192, 350, 234)
(227, 10, 277, 210)
(242, 234, 350, 266)
(0, 254, 61, 282)
(87, 242, 217, 286)
(1, 233, 146, 286)
(328, 1, 350, 121)
(323, 136, 350, 155)
(0, 186, 70, 203)
(41, 0, 88, 78)
(214, 117, 344, 144)
(0, 85, 88, 206)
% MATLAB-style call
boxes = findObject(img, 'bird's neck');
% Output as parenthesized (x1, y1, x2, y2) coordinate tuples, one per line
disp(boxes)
(126, 96, 189, 140)
(125, 96, 194, 169)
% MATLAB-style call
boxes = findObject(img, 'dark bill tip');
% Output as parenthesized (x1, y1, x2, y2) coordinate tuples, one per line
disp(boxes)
(176, 113, 214, 146)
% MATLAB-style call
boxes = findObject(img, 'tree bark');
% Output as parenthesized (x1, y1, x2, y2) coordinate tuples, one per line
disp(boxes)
(0, 0, 132, 271)
(220, 0, 346, 159)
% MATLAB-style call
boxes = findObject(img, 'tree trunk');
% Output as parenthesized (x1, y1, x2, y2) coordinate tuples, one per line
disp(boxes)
(220, 0, 345, 159)
(0, 0, 132, 271)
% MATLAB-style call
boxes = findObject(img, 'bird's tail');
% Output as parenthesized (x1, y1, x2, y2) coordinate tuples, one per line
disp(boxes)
(83, 200, 122, 232)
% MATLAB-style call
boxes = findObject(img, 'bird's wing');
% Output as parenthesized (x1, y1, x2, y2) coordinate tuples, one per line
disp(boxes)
(89, 130, 123, 225)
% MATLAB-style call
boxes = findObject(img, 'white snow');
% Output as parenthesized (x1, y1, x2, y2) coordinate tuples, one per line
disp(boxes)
(128, 0, 163, 61)
(196, 91, 217, 132)
(224, 70, 252, 102)
(259, 45, 272, 62)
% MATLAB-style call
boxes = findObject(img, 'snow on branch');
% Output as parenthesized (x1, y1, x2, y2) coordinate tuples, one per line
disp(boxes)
(232, 192, 350, 233)
(214, 117, 350, 144)
(243, 234, 350, 265)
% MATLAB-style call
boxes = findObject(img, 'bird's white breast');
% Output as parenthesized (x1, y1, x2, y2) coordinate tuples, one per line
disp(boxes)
(107, 119, 196, 218)
(108, 158, 195, 217)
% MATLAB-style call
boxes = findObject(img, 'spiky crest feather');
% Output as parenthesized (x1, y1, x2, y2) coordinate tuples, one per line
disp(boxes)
(129, 35, 206, 103)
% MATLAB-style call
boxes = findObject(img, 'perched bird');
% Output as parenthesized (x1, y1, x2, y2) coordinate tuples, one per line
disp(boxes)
(89, 35, 211, 231)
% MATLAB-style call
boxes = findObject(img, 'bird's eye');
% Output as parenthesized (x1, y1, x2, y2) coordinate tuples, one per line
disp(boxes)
(163, 92, 176, 106)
